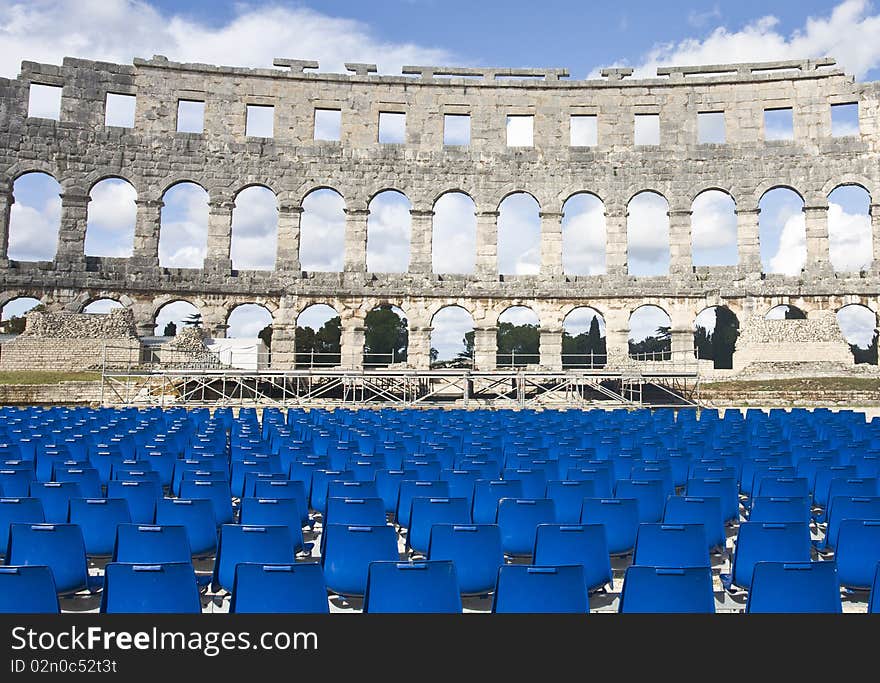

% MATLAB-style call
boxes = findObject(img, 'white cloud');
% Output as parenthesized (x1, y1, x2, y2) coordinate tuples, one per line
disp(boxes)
(158, 183, 208, 268)
(26, 83, 61, 119)
(378, 112, 406, 144)
(768, 209, 807, 275)
(506, 116, 533, 147)
(227, 304, 272, 338)
(314, 109, 341, 141)
(430, 306, 474, 360)
(1, 296, 41, 320)
(83, 298, 123, 314)
(8, 200, 60, 261)
(629, 306, 671, 342)
(498, 193, 540, 275)
(300, 189, 345, 272)
(562, 195, 606, 275)
(297, 304, 338, 330)
(563, 307, 606, 336)
(828, 201, 872, 272)
(691, 190, 737, 266)
(688, 5, 722, 29)
(245, 105, 274, 138)
(231, 186, 278, 271)
(627, 192, 670, 276)
(499, 306, 539, 326)
(694, 307, 717, 333)
(0, 1, 455, 79)
(432, 192, 476, 274)
(154, 300, 199, 335)
(366, 192, 411, 272)
(84, 178, 137, 257)
(838, 305, 877, 346)
(602, 1, 880, 80)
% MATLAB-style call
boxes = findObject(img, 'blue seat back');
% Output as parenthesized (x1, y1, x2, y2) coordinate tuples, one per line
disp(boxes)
(533, 523, 611, 594)
(253, 480, 309, 527)
(68, 498, 132, 556)
(619, 566, 715, 613)
(106, 480, 161, 525)
(325, 497, 387, 527)
(472, 480, 523, 525)
(730, 522, 812, 590)
(0, 497, 45, 553)
(663, 496, 725, 550)
(492, 565, 588, 613)
(154, 498, 218, 557)
(364, 561, 462, 613)
(396, 480, 450, 528)
(5, 523, 89, 595)
(633, 523, 710, 568)
(427, 524, 503, 596)
(686, 477, 739, 523)
(231, 563, 329, 614)
(28, 481, 83, 524)
(496, 498, 556, 557)
(749, 496, 810, 524)
(407, 497, 470, 554)
(101, 562, 201, 614)
(322, 524, 399, 597)
(580, 498, 640, 555)
(113, 524, 192, 563)
(746, 562, 841, 613)
(375, 469, 418, 514)
(825, 496, 880, 550)
(615, 479, 666, 523)
(179, 480, 234, 526)
(0, 565, 59, 613)
(501, 468, 547, 499)
(835, 519, 880, 590)
(213, 525, 298, 592)
(546, 480, 596, 524)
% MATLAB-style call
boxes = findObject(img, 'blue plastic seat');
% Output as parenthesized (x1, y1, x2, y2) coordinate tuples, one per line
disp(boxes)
(440, 469, 479, 507)
(154, 498, 218, 557)
(533, 524, 612, 594)
(745, 562, 841, 613)
(749, 496, 810, 524)
(755, 476, 810, 501)
(496, 498, 556, 557)
(28, 481, 83, 524)
(54, 467, 103, 498)
(472, 479, 523, 525)
(686, 477, 739, 523)
(813, 466, 858, 508)
(325, 496, 387, 527)
(427, 524, 503, 596)
(364, 561, 462, 613)
(253, 480, 310, 528)
(0, 466, 35, 498)
(112, 524, 192, 564)
(309, 469, 354, 514)
(322, 524, 400, 597)
(68, 498, 131, 557)
(0, 565, 60, 613)
(327, 480, 380, 509)
(212, 525, 299, 592)
(407, 497, 470, 554)
(580, 498, 640, 555)
(179, 479, 234, 526)
(501, 468, 547, 499)
(396, 480, 450, 528)
(835, 519, 880, 590)
(871, 563, 880, 613)
(5, 523, 101, 595)
(632, 523, 710, 568)
(546, 480, 596, 524)
(242, 472, 287, 499)
(615, 479, 666, 523)
(820, 496, 880, 551)
(492, 565, 588, 613)
(230, 563, 329, 614)
(619, 566, 715, 613)
(106, 480, 161, 525)
(663, 496, 725, 551)
(101, 562, 201, 614)
(630, 465, 675, 497)
(721, 522, 812, 591)
(375, 469, 419, 515)
(171, 459, 225, 496)
(0, 497, 44, 556)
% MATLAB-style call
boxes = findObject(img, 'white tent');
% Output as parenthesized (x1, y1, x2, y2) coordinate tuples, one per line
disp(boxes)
(206, 338, 269, 370)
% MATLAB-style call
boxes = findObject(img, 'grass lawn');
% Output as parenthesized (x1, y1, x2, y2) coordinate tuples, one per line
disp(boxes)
(0, 371, 102, 385)
(701, 377, 880, 392)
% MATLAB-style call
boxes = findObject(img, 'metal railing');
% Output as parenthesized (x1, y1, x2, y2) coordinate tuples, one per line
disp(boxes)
(294, 351, 342, 368)
(496, 351, 541, 368)
(363, 351, 405, 368)
(560, 352, 608, 369)
(628, 349, 673, 362)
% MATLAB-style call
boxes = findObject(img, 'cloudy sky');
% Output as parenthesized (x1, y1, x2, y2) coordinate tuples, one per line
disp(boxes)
(3, 0, 880, 355)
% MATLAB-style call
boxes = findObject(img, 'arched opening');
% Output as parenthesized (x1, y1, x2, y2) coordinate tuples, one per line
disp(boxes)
(295, 304, 341, 368)
(430, 305, 474, 368)
(158, 182, 209, 268)
(629, 305, 671, 361)
(837, 304, 878, 364)
(828, 185, 872, 273)
(691, 190, 737, 266)
(83, 299, 123, 314)
(0, 297, 43, 335)
(154, 300, 201, 337)
(694, 306, 739, 369)
(497, 306, 539, 367)
(765, 305, 807, 320)
(231, 186, 278, 271)
(224, 304, 274, 368)
(627, 191, 670, 276)
(432, 192, 476, 274)
(367, 190, 411, 273)
(84, 178, 137, 257)
(364, 304, 408, 367)
(759, 187, 805, 275)
(498, 193, 540, 275)
(8, 172, 61, 261)
(300, 188, 345, 272)
(562, 193, 606, 275)
(562, 307, 606, 369)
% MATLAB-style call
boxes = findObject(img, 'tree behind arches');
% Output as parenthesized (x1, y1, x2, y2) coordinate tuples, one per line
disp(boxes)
(364, 306, 408, 364)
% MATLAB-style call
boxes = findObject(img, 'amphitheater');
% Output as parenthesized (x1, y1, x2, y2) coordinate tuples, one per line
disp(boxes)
(0, 55, 878, 614)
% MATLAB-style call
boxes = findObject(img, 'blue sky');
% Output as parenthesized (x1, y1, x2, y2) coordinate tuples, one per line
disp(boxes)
(2, 0, 879, 355)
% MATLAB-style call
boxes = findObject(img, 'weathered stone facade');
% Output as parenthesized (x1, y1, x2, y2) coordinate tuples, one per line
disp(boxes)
(1, 55, 879, 372)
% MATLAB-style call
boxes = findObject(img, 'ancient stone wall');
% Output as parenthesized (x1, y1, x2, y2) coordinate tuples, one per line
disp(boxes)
(1, 55, 879, 372)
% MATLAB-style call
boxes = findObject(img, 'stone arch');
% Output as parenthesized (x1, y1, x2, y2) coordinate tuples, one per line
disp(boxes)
(226, 303, 275, 336)
(300, 187, 345, 272)
(429, 304, 475, 368)
(764, 304, 807, 319)
(363, 303, 409, 367)
(158, 181, 209, 268)
(231, 184, 278, 271)
(153, 299, 202, 336)
(81, 298, 125, 314)
(562, 306, 607, 368)
(8, 171, 62, 262)
(759, 187, 805, 275)
(628, 304, 672, 360)
(691, 188, 738, 267)
(836, 303, 878, 364)
(295, 303, 341, 368)
(84, 177, 138, 257)
(821, 175, 875, 200)
(497, 305, 540, 367)
(498, 192, 541, 275)
(0, 296, 44, 335)
(694, 305, 739, 369)
(432, 191, 477, 275)
(366, 189, 411, 273)
(827, 184, 872, 273)
(562, 192, 606, 276)
(754, 182, 805, 204)
(627, 190, 670, 276)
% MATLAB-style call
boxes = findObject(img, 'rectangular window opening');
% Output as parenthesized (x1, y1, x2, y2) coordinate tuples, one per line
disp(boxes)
(443, 114, 470, 146)
(314, 108, 341, 141)
(506, 114, 533, 147)
(697, 111, 725, 144)
(831, 102, 859, 137)
(105, 93, 136, 128)
(570, 115, 597, 147)
(378, 111, 406, 143)
(634, 114, 660, 145)
(177, 99, 205, 134)
(246, 104, 274, 138)
(27, 83, 62, 120)
(764, 107, 793, 141)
